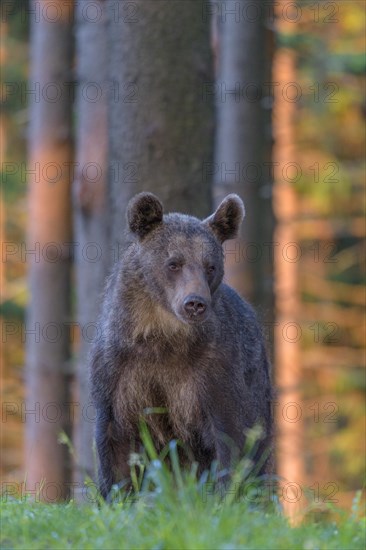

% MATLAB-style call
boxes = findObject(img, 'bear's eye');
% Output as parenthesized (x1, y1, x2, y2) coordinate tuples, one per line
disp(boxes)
(206, 265, 216, 275)
(168, 262, 181, 271)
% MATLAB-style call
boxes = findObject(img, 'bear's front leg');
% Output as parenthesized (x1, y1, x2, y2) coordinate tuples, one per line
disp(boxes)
(95, 407, 133, 499)
(208, 401, 246, 478)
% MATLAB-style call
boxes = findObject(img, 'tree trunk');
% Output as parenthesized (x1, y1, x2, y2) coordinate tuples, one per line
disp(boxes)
(273, 47, 305, 520)
(213, 0, 275, 322)
(108, 0, 214, 244)
(26, 0, 74, 501)
(73, 0, 110, 485)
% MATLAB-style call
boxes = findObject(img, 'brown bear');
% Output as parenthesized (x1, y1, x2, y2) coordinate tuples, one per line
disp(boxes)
(90, 192, 273, 498)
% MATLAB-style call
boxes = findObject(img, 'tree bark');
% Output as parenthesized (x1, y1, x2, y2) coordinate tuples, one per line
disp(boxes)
(213, 0, 275, 321)
(73, 0, 110, 485)
(108, 0, 214, 245)
(26, 0, 74, 501)
(273, 47, 305, 520)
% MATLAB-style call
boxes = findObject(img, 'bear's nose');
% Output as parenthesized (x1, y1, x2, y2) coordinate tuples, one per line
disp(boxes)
(183, 295, 207, 317)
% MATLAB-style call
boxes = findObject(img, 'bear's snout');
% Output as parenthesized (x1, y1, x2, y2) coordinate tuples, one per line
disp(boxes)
(179, 293, 210, 324)
(183, 294, 208, 319)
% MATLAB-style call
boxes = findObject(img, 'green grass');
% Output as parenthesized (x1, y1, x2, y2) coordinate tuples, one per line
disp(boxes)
(1, 490, 364, 550)
(1, 437, 365, 549)
(1, 472, 364, 549)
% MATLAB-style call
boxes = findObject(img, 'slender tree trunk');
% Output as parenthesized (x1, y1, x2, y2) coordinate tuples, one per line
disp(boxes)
(213, 0, 275, 321)
(73, 0, 110, 485)
(26, 0, 74, 501)
(272, 0, 305, 521)
(273, 46, 305, 520)
(108, 0, 214, 244)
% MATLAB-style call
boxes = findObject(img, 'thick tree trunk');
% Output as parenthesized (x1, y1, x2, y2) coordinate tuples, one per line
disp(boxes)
(73, 0, 110, 485)
(26, 0, 73, 501)
(213, 0, 275, 320)
(108, 0, 214, 244)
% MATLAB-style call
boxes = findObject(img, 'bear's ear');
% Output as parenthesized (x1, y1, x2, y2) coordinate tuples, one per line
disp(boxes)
(203, 194, 245, 243)
(127, 192, 163, 238)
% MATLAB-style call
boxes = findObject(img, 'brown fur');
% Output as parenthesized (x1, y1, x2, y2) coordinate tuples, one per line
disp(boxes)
(90, 193, 272, 498)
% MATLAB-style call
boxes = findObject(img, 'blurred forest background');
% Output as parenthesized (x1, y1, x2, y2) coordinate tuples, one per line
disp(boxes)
(1, 0, 365, 512)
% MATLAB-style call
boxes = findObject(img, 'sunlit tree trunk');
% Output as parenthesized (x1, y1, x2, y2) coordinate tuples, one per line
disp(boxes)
(26, 0, 74, 501)
(108, 0, 214, 242)
(273, 44, 305, 519)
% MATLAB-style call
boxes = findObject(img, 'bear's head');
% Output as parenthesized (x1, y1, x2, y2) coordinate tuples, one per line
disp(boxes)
(126, 192, 245, 325)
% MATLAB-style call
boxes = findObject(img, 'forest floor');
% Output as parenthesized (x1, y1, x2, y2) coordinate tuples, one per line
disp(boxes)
(1, 480, 364, 550)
